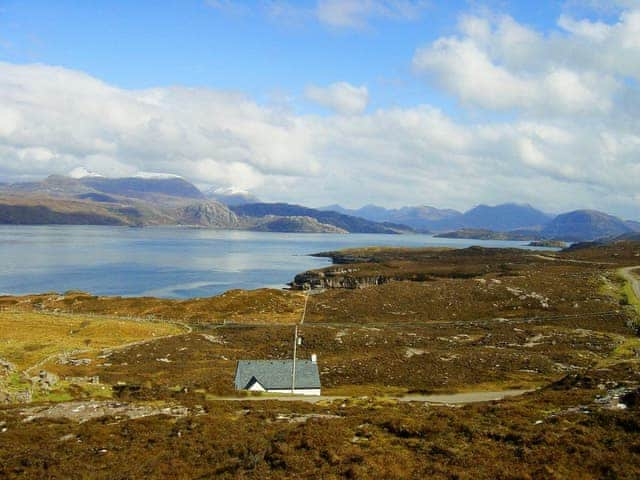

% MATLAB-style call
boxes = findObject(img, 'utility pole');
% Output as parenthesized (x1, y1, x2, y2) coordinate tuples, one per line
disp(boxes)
(291, 325, 298, 394)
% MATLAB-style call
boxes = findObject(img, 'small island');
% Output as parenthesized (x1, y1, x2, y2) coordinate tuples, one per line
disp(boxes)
(527, 240, 568, 248)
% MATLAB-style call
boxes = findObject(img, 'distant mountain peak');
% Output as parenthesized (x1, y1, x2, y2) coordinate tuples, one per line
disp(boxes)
(205, 186, 259, 206)
(213, 186, 250, 196)
(542, 209, 632, 241)
(134, 171, 184, 180)
(457, 203, 551, 232)
(68, 167, 103, 179)
(79, 175, 204, 199)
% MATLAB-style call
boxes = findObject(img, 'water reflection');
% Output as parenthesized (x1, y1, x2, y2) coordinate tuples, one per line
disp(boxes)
(0, 226, 553, 299)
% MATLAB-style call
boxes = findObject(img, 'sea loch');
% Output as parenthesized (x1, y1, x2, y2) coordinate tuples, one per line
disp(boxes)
(0, 226, 555, 298)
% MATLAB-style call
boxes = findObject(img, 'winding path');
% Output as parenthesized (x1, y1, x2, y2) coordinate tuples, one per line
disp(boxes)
(619, 266, 640, 303)
(528, 254, 616, 265)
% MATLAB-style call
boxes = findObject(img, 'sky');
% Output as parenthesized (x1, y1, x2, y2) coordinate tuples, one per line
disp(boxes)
(0, 0, 639, 218)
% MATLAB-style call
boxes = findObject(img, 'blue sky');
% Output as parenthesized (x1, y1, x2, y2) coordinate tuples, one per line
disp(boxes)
(1, 0, 568, 112)
(0, 1, 639, 218)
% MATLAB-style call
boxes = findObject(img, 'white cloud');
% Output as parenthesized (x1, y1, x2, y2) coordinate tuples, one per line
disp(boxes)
(0, 62, 319, 189)
(305, 82, 369, 114)
(557, 14, 611, 41)
(406, 6, 640, 217)
(412, 12, 632, 114)
(2, 0, 640, 227)
(68, 166, 103, 178)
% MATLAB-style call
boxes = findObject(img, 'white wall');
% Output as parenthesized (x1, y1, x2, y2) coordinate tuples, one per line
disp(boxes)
(267, 388, 321, 396)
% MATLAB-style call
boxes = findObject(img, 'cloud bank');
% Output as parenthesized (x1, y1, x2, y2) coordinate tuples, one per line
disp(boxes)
(305, 82, 369, 114)
(0, 6, 639, 218)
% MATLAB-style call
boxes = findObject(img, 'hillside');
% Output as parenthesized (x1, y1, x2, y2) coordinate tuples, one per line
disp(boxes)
(252, 216, 347, 233)
(542, 209, 633, 241)
(0, 194, 179, 226)
(79, 176, 204, 200)
(626, 220, 640, 232)
(231, 203, 412, 234)
(0, 203, 127, 226)
(2, 175, 205, 201)
(175, 201, 242, 228)
(4, 175, 94, 197)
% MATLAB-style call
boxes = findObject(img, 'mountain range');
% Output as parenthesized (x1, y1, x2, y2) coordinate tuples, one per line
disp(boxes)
(0, 175, 407, 234)
(321, 204, 461, 231)
(320, 203, 552, 232)
(0, 174, 638, 241)
(321, 202, 639, 241)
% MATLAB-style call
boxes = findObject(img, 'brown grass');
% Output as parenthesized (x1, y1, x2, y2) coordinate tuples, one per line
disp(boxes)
(0, 311, 184, 370)
(1, 242, 640, 478)
(0, 288, 305, 325)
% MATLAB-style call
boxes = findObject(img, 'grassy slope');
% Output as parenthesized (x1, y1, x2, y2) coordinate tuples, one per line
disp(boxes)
(0, 289, 307, 325)
(0, 311, 184, 371)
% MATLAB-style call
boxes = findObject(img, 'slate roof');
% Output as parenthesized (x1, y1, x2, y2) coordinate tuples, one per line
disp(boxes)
(234, 360, 321, 390)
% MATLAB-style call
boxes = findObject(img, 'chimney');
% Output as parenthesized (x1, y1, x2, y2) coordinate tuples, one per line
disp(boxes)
(311, 353, 317, 363)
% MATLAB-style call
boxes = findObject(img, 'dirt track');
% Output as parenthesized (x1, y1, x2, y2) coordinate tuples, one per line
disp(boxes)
(620, 266, 640, 302)
(211, 389, 532, 405)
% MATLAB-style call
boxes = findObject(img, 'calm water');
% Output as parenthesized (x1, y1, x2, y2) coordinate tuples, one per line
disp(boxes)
(0, 226, 553, 298)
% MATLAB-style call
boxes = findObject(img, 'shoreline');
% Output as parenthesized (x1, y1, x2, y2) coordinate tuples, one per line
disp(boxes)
(0, 227, 560, 300)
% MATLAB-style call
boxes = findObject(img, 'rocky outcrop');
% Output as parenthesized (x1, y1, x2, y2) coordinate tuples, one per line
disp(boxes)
(175, 201, 241, 228)
(30, 370, 59, 391)
(252, 216, 347, 233)
(291, 268, 393, 290)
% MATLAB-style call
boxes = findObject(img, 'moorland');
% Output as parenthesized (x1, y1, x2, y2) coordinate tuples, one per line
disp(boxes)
(1, 241, 640, 478)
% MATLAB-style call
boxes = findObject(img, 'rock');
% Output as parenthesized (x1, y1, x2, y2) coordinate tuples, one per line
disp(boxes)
(30, 370, 58, 390)
(252, 216, 348, 233)
(0, 358, 16, 373)
(201, 334, 226, 344)
(58, 357, 92, 366)
(291, 268, 393, 290)
(621, 388, 640, 409)
(176, 201, 242, 228)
